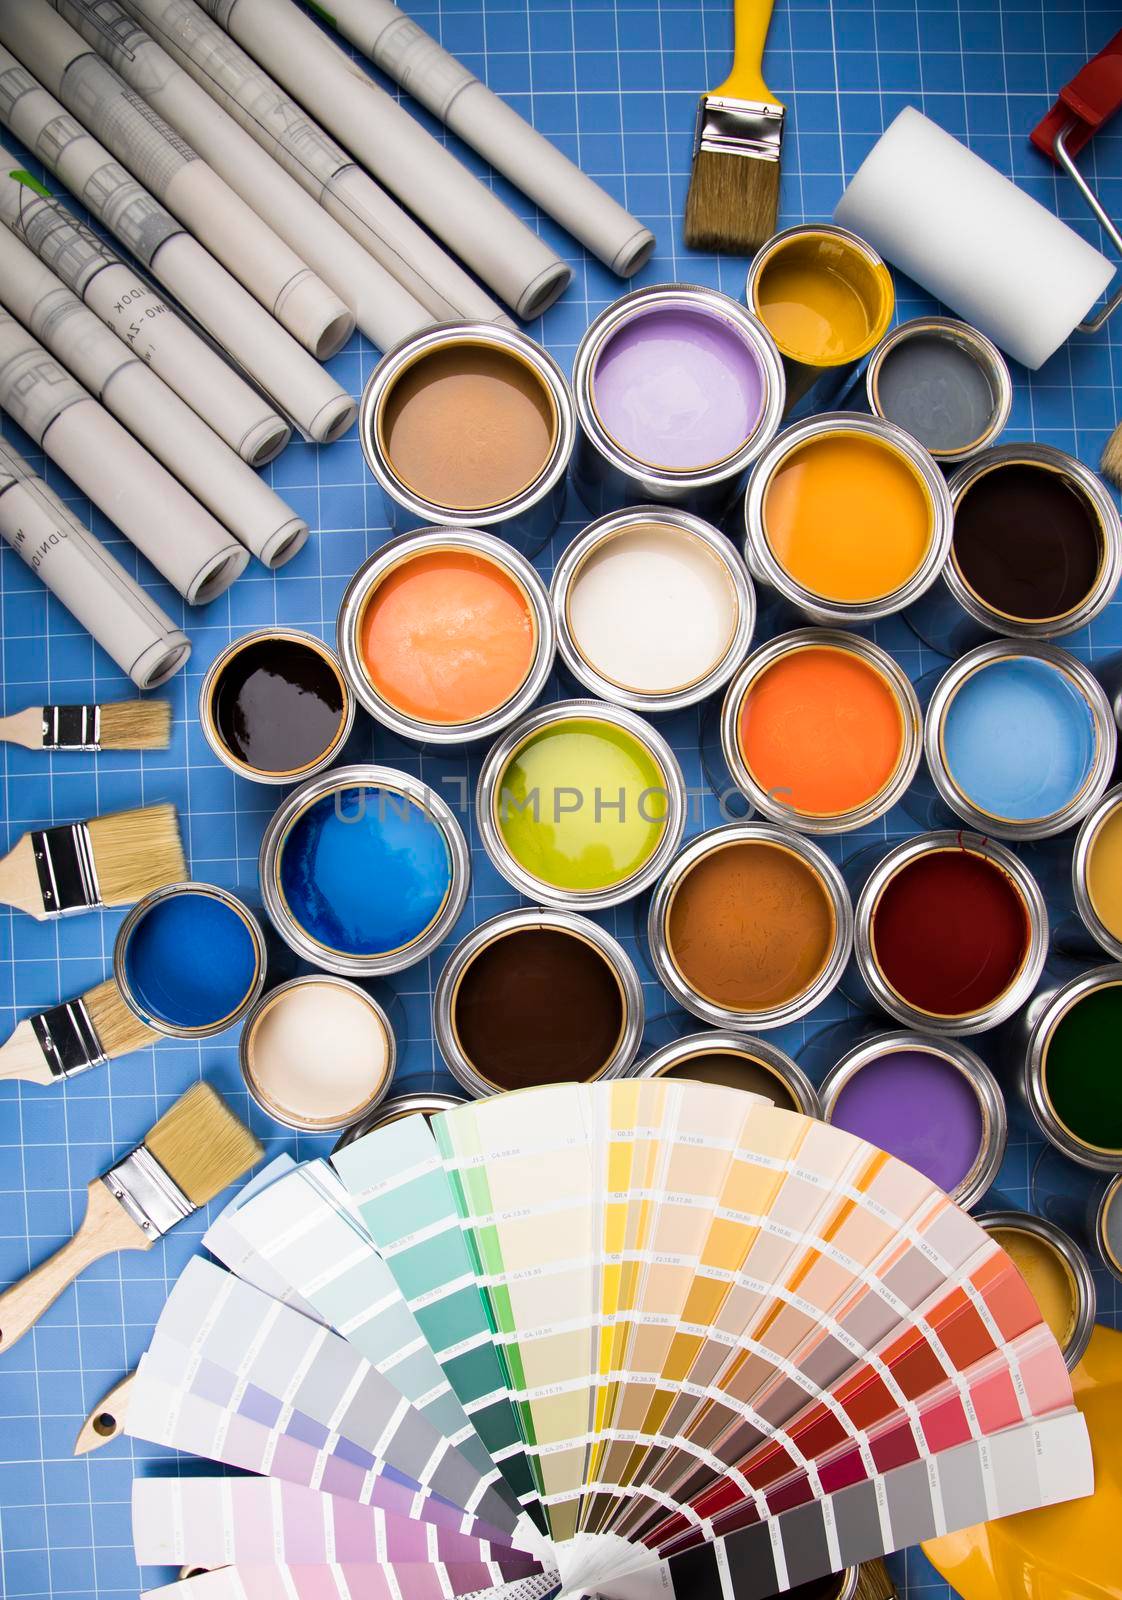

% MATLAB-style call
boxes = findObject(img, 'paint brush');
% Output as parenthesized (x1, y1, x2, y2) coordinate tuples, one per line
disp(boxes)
(683, 0, 785, 253)
(855, 1559, 898, 1600)
(1101, 423, 1122, 490)
(0, 978, 159, 1086)
(0, 802, 186, 919)
(0, 1083, 262, 1352)
(74, 1371, 136, 1455)
(0, 698, 172, 752)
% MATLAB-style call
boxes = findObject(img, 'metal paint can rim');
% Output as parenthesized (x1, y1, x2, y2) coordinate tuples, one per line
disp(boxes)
(359, 321, 575, 527)
(632, 1028, 821, 1118)
(331, 1090, 468, 1154)
(258, 763, 471, 976)
(1094, 1173, 1122, 1285)
(647, 821, 854, 1031)
(818, 1029, 1007, 1210)
(864, 316, 1012, 462)
(719, 628, 923, 834)
(239, 974, 396, 1133)
(923, 637, 1118, 841)
(113, 881, 267, 1040)
(1071, 782, 1122, 963)
(742, 411, 953, 625)
(572, 283, 786, 489)
(941, 442, 1122, 638)
(1022, 962, 1122, 1171)
(746, 223, 895, 368)
(336, 527, 556, 744)
(551, 505, 756, 713)
(198, 626, 355, 785)
(977, 1208, 1097, 1371)
(851, 830, 1049, 1036)
(433, 906, 645, 1098)
(475, 698, 688, 910)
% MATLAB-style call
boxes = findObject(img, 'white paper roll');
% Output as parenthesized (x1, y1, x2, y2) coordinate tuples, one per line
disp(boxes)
(833, 107, 1116, 371)
(0, 434, 190, 688)
(0, 307, 248, 602)
(204, 0, 572, 319)
(118, 0, 511, 329)
(318, 0, 654, 278)
(0, 0, 354, 360)
(0, 49, 356, 442)
(50, 0, 433, 354)
(0, 223, 308, 567)
(0, 154, 290, 465)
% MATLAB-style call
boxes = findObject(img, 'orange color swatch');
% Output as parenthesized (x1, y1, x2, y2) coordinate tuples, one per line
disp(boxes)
(738, 644, 905, 817)
(763, 431, 933, 602)
(360, 549, 535, 725)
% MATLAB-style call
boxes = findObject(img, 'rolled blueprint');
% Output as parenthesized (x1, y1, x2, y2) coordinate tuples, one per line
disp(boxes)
(0, 1, 353, 360)
(197, 0, 572, 319)
(0, 156, 289, 465)
(0, 434, 190, 688)
(49, 0, 432, 353)
(311, 0, 654, 278)
(0, 306, 248, 602)
(0, 49, 356, 443)
(0, 224, 308, 567)
(117, 0, 512, 328)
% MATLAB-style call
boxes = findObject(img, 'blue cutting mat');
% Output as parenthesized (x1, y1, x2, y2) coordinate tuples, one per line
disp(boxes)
(2, 0, 1121, 1595)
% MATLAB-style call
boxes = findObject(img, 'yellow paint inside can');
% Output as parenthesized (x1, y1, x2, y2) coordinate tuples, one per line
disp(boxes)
(1087, 798, 1122, 945)
(752, 230, 894, 366)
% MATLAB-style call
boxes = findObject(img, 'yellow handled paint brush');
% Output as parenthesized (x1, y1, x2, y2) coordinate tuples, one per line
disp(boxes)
(75, 1371, 136, 1455)
(0, 1083, 262, 1352)
(684, 0, 785, 253)
(0, 698, 171, 751)
(0, 802, 185, 919)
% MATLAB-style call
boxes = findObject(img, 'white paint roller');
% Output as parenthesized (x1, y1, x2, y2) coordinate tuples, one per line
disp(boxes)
(834, 107, 1117, 370)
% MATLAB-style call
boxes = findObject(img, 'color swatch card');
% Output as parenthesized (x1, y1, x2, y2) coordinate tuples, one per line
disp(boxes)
(141, 1573, 563, 1600)
(203, 1154, 326, 1324)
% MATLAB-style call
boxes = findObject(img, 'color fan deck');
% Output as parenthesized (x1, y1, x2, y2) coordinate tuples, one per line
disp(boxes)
(0, 4, 1120, 1600)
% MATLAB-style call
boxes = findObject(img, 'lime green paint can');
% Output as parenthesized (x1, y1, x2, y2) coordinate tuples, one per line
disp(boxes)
(479, 702, 686, 908)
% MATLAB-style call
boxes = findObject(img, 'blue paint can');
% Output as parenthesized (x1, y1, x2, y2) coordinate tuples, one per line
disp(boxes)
(113, 883, 266, 1038)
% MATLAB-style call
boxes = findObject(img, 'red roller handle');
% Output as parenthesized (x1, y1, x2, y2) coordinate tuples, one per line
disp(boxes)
(1031, 26, 1122, 161)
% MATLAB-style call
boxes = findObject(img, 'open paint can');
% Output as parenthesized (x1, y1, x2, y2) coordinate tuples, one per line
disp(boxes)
(647, 822, 852, 1030)
(746, 224, 894, 418)
(863, 317, 1011, 462)
(571, 283, 785, 518)
(1016, 962, 1122, 1171)
(978, 1210, 1096, 1371)
(908, 444, 1122, 657)
(359, 323, 574, 556)
(820, 1032, 1006, 1209)
(720, 629, 922, 833)
(551, 507, 755, 713)
(634, 1029, 820, 1116)
(199, 627, 354, 784)
(259, 764, 470, 975)
(114, 882, 267, 1039)
(849, 831, 1047, 1035)
(337, 528, 554, 743)
(1032, 1146, 1122, 1289)
(331, 1090, 466, 1154)
(240, 975, 395, 1133)
(923, 638, 1117, 841)
(743, 413, 952, 626)
(434, 907, 644, 1097)
(476, 699, 686, 909)
(1070, 785, 1122, 962)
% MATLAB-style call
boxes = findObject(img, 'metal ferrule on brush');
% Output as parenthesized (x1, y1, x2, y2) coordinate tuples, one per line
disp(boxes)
(42, 704, 100, 751)
(29, 998, 107, 1080)
(102, 1146, 195, 1239)
(31, 822, 101, 915)
(693, 95, 784, 161)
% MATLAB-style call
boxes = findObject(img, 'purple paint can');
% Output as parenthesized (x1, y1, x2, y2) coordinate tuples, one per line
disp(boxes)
(572, 284, 785, 518)
(819, 1031, 1006, 1208)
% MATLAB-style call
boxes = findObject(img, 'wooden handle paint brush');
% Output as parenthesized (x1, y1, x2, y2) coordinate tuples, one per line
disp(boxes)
(0, 978, 158, 1086)
(0, 1083, 262, 1352)
(684, 0, 785, 253)
(0, 802, 185, 918)
(0, 698, 172, 751)
(74, 1371, 136, 1455)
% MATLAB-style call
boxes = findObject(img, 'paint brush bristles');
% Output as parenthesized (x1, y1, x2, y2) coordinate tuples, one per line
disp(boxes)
(82, 980, 160, 1063)
(84, 804, 186, 909)
(1101, 422, 1122, 491)
(0, 698, 172, 751)
(0, 803, 186, 919)
(143, 1082, 263, 1207)
(683, 99, 783, 253)
(0, 979, 159, 1087)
